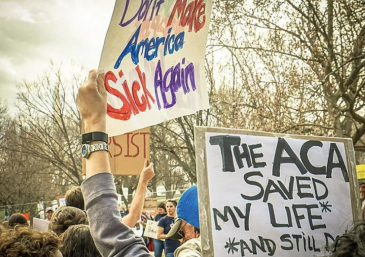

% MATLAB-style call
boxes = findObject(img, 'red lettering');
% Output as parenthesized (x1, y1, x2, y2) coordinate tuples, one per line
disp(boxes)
(136, 65, 155, 109)
(167, 0, 206, 33)
(122, 80, 139, 115)
(140, 132, 149, 158)
(125, 133, 133, 157)
(112, 137, 123, 157)
(131, 133, 140, 157)
(105, 66, 155, 121)
(105, 71, 132, 121)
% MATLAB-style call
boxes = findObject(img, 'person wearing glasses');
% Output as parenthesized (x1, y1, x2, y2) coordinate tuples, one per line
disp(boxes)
(157, 199, 181, 257)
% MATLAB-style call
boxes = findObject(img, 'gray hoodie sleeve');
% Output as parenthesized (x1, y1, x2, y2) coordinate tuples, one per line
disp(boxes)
(81, 172, 152, 257)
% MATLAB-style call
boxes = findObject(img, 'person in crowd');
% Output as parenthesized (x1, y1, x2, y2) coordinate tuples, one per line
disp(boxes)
(0, 222, 7, 233)
(157, 199, 180, 256)
(328, 221, 365, 256)
(166, 186, 201, 257)
(64, 162, 154, 230)
(8, 213, 29, 228)
(77, 70, 203, 257)
(79, 70, 152, 256)
(48, 205, 88, 236)
(359, 183, 365, 220)
(45, 207, 54, 221)
(154, 202, 167, 257)
(122, 159, 155, 228)
(1, 220, 9, 229)
(4, 211, 9, 221)
(0, 225, 62, 256)
(140, 211, 154, 250)
(60, 224, 101, 257)
(65, 186, 85, 210)
(119, 204, 128, 218)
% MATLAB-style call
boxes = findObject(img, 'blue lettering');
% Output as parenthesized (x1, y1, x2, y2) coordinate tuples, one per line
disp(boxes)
(114, 24, 185, 69)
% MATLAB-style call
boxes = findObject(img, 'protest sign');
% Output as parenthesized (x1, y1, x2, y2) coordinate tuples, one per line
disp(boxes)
(99, 0, 212, 137)
(82, 127, 150, 175)
(195, 127, 359, 257)
(143, 220, 159, 239)
(33, 217, 49, 232)
(144, 197, 157, 211)
(109, 127, 150, 175)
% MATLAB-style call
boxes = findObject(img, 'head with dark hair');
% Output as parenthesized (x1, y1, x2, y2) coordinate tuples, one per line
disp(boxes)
(60, 224, 101, 257)
(49, 206, 88, 236)
(166, 199, 177, 207)
(157, 202, 166, 213)
(65, 186, 85, 210)
(0, 225, 61, 257)
(8, 213, 28, 228)
(329, 222, 365, 257)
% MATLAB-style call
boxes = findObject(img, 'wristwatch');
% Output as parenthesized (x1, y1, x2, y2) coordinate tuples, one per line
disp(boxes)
(81, 142, 109, 158)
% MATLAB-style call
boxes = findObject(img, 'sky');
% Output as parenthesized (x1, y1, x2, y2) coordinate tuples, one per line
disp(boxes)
(0, 0, 115, 109)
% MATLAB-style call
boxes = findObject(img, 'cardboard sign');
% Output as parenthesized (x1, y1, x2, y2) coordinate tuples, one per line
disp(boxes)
(143, 220, 159, 239)
(83, 127, 150, 175)
(195, 127, 359, 257)
(99, 0, 212, 137)
(109, 127, 150, 175)
(144, 197, 157, 211)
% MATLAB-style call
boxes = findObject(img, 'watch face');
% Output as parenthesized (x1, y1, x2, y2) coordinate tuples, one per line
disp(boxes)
(81, 145, 88, 157)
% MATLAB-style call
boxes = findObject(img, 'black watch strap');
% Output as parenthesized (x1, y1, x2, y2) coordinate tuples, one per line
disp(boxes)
(82, 132, 108, 144)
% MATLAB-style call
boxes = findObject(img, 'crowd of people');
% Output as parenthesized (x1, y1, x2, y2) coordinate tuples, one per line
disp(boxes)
(0, 69, 364, 256)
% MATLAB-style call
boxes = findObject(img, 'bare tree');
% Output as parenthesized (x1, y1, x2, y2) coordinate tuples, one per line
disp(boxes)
(0, 100, 57, 216)
(7, 63, 86, 187)
(207, 0, 365, 160)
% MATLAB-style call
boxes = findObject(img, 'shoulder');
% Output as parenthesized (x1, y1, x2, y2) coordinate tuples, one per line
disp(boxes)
(157, 216, 167, 226)
(174, 238, 201, 257)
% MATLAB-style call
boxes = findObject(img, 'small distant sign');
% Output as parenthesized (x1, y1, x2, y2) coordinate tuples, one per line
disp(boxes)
(58, 198, 66, 206)
(143, 220, 158, 239)
(357, 164, 365, 180)
(33, 217, 49, 232)
(144, 198, 157, 211)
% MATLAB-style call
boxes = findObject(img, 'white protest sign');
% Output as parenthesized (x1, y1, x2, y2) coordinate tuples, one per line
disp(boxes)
(32, 217, 49, 232)
(195, 127, 359, 257)
(143, 220, 159, 239)
(100, 0, 212, 137)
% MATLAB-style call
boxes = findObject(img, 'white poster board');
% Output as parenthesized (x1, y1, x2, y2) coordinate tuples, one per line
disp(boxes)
(143, 220, 159, 239)
(195, 127, 359, 257)
(32, 217, 49, 232)
(100, 0, 212, 136)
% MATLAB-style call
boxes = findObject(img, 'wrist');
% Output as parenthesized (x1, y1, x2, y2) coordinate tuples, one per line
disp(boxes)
(83, 120, 106, 133)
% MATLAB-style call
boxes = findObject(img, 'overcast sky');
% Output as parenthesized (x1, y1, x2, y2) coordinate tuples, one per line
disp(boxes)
(0, 0, 115, 109)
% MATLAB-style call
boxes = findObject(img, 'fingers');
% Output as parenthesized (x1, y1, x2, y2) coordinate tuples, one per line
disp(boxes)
(96, 72, 106, 96)
(88, 69, 98, 82)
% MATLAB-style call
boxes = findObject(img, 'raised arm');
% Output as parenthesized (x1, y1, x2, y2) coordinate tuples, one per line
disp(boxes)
(122, 159, 155, 227)
(78, 70, 152, 257)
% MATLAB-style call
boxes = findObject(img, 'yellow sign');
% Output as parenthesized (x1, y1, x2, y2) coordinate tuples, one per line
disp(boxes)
(357, 164, 365, 180)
